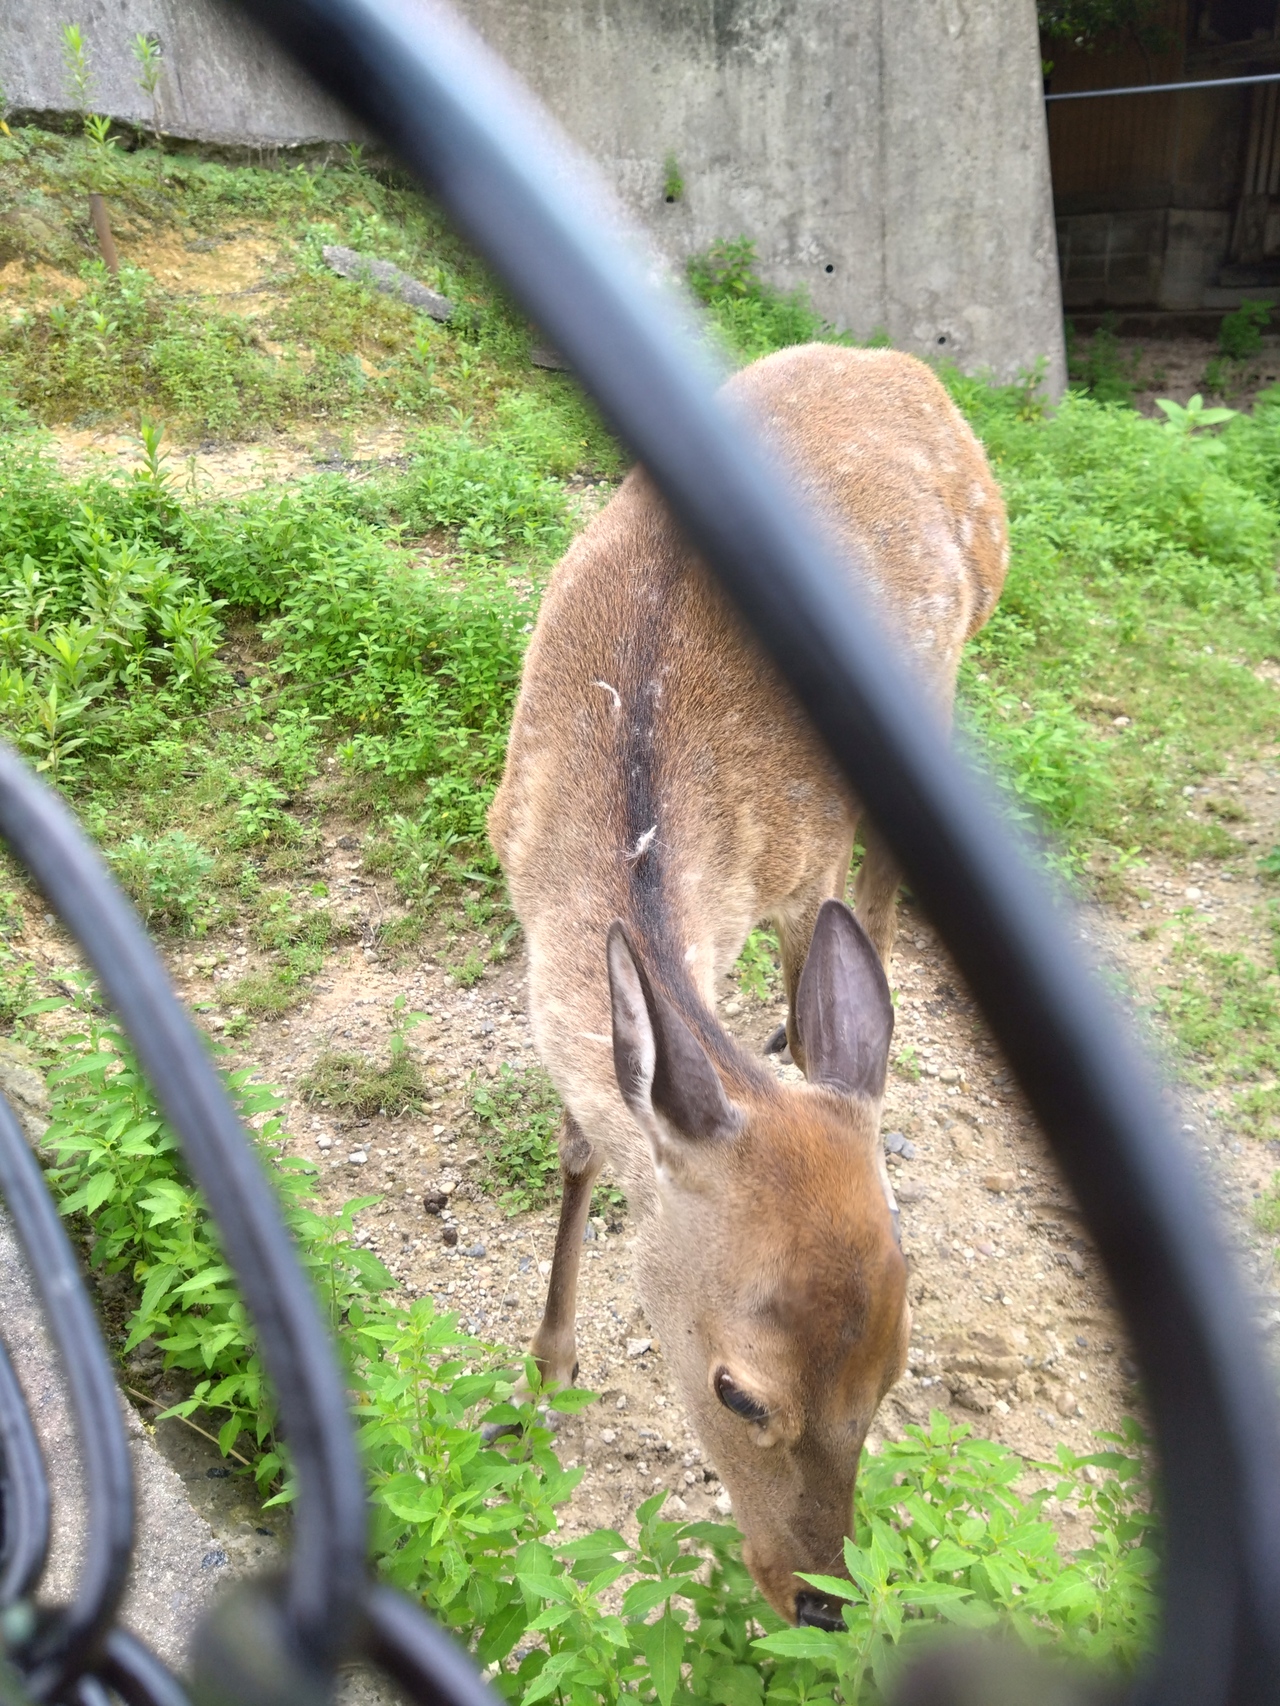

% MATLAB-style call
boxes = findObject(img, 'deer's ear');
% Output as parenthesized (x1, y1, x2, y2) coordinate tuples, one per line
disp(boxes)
(607, 922, 740, 1143)
(795, 900, 894, 1098)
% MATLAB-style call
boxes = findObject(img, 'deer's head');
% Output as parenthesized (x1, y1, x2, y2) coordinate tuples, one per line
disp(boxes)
(607, 900, 909, 1625)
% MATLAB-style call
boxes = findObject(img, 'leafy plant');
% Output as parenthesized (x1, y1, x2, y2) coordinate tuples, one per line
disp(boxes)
(735, 926, 780, 1003)
(662, 152, 684, 204)
(1155, 394, 1238, 439)
(108, 828, 213, 928)
(470, 1063, 563, 1214)
(1066, 317, 1140, 406)
(1219, 299, 1271, 362)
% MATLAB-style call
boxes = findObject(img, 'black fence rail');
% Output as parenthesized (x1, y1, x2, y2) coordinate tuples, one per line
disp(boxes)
(0, 2, 1278, 1703)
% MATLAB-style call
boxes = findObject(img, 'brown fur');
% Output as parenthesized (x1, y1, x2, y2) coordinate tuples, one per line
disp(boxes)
(488, 343, 1007, 1621)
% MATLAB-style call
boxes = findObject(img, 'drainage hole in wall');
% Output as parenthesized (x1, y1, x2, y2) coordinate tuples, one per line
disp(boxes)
(824, 263, 834, 273)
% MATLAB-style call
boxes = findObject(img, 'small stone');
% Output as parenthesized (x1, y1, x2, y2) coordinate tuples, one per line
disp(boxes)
(1113, 715, 1130, 727)
(316, 1137, 331, 1151)
(423, 1191, 447, 1215)
(467, 1243, 487, 1259)
(583, 1223, 596, 1242)
(349, 1150, 368, 1165)
(939, 1067, 960, 1085)
(538, 1259, 552, 1276)
(883, 1131, 908, 1155)
(713, 1488, 733, 1516)
(433, 1124, 445, 1135)
(626, 1337, 652, 1358)
(600, 1428, 617, 1445)
(1054, 1389, 1080, 1418)
(723, 999, 742, 1017)
(895, 1181, 927, 1203)
(1060, 1249, 1086, 1277)
(666, 1494, 689, 1515)
(983, 1171, 1016, 1193)
(1185, 886, 1203, 901)
(201, 1550, 229, 1570)
(442, 1226, 458, 1247)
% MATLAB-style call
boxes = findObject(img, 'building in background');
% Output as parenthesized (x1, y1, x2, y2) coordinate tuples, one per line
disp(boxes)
(1048, 0, 1280, 319)
(2, 0, 1067, 391)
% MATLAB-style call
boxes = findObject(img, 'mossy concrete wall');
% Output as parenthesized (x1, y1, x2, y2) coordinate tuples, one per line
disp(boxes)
(1, 0, 1066, 391)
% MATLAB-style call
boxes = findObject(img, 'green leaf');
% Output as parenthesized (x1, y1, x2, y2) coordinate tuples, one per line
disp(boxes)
(634, 1612, 685, 1706)
(476, 1597, 528, 1665)
(622, 1577, 678, 1619)
(752, 1627, 841, 1662)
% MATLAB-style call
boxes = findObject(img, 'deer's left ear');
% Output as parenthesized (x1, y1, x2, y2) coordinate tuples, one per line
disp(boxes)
(795, 900, 894, 1098)
(607, 921, 741, 1144)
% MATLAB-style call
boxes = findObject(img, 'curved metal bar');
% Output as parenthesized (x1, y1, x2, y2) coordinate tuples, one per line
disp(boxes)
(0, 1332, 51, 1606)
(0, 1095, 132, 1701)
(238, 4, 1280, 1700)
(361, 1587, 498, 1706)
(0, 745, 367, 1675)
(97, 1629, 192, 1706)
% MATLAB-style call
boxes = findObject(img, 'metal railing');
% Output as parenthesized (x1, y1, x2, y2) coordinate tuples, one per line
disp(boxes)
(0, 1, 1278, 1702)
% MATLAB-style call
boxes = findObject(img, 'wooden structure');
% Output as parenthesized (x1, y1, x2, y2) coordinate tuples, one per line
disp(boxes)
(1048, 0, 1280, 312)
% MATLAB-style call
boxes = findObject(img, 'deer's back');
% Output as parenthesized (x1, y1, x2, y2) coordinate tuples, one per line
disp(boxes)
(490, 345, 1005, 997)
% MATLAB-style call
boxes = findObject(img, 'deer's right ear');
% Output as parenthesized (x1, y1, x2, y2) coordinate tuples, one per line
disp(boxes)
(607, 921, 740, 1146)
(795, 899, 894, 1098)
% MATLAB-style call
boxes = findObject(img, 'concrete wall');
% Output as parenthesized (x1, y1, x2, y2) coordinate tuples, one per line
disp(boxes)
(0, 0, 366, 148)
(1, 0, 1066, 391)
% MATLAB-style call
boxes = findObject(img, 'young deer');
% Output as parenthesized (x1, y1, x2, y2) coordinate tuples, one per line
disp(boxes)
(488, 343, 1007, 1625)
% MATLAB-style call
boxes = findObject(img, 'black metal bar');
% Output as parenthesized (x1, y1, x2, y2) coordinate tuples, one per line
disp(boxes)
(362, 1587, 498, 1706)
(0, 744, 368, 1679)
(0, 1096, 132, 1702)
(0, 1334, 51, 1607)
(1046, 70, 1280, 100)
(98, 1629, 193, 1706)
(236, 4, 1280, 1701)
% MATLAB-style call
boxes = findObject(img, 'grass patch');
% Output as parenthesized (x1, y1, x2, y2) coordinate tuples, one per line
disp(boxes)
(1153, 916, 1280, 1135)
(470, 1063, 563, 1214)
(300, 1046, 427, 1116)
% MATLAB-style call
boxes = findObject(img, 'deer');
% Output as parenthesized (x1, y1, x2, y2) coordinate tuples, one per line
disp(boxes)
(487, 342, 1008, 1626)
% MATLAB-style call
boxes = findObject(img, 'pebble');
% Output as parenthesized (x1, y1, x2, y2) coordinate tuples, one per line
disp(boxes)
(442, 1226, 458, 1247)
(600, 1428, 617, 1445)
(939, 1067, 960, 1085)
(626, 1337, 652, 1358)
(349, 1151, 368, 1166)
(982, 1171, 1016, 1193)
(316, 1137, 331, 1151)
(1055, 1389, 1080, 1418)
(883, 1131, 916, 1159)
(466, 1244, 487, 1259)
(714, 1489, 732, 1516)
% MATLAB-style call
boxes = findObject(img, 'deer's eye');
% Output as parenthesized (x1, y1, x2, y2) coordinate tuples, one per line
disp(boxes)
(715, 1368, 768, 1423)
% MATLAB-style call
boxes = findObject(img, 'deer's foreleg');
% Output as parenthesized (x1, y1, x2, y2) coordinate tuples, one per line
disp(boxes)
(529, 1111, 603, 1389)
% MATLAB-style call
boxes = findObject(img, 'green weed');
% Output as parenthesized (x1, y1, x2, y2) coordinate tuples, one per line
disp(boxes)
(108, 828, 213, 929)
(470, 1063, 563, 1214)
(735, 926, 781, 1003)
(1219, 299, 1271, 362)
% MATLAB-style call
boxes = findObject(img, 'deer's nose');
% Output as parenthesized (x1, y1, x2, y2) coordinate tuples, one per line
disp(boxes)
(794, 1590, 845, 1632)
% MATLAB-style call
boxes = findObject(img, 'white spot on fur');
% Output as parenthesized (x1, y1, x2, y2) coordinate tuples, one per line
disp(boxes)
(684, 944, 697, 964)
(628, 824, 657, 861)
(592, 680, 621, 711)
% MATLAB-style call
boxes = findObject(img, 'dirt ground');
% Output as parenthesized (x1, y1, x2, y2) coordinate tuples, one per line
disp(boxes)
(67, 736, 1262, 1549)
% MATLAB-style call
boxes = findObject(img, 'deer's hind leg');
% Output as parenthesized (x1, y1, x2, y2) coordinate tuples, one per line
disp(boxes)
(851, 818, 901, 969)
(529, 1110, 603, 1389)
